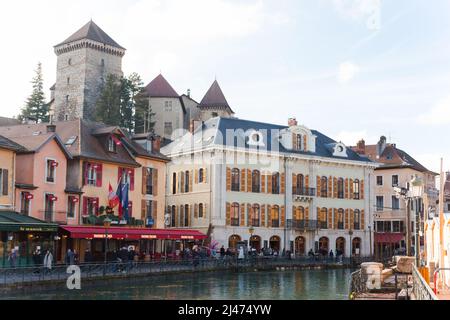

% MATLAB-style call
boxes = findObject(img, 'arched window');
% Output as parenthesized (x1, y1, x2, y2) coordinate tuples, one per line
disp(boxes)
(185, 171, 190, 192)
(295, 236, 306, 256)
(172, 173, 177, 194)
(338, 209, 344, 230)
(171, 205, 176, 227)
(272, 172, 280, 194)
(231, 203, 240, 226)
(336, 237, 346, 255)
(353, 179, 360, 199)
(319, 237, 329, 255)
(229, 235, 241, 249)
(321, 176, 328, 197)
(252, 170, 260, 193)
(320, 207, 328, 229)
(271, 205, 280, 228)
(338, 178, 344, 199)
(251, 204, 260, 227)
(231, 168, 240, 191)
(354, 209, 361, 230)
(352, 238, 362, 256)
(296, 174, 304, 195)
(199, 168, 205, 183)
(296, 134, 303, 150)
(199, 203, 204, 218)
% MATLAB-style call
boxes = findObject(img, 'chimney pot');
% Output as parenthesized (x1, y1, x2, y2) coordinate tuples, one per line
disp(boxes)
(47, 124, 56, 133)
(151, 135, 161, 153)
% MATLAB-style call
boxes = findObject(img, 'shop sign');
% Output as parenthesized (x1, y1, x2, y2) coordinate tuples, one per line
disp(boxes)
(181, 236, 195, 240)
(141, 235, 157, 239)
(93, 234, 113, 239)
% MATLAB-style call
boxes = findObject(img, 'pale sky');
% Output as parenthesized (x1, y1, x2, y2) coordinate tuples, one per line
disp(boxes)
(1, 0, 450, 173)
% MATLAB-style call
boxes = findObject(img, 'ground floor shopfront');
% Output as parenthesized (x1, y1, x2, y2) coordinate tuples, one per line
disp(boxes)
(57, 226, 208, 263)
(0, 211, 58, 268)
(374, 233, 405, 260)
(212, 226, 371, 257)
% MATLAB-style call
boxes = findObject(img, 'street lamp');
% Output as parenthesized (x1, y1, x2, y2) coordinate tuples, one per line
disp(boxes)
(103, 217, 112, 274)
(349, 229, 354, 265)
(368, 226, 372, 258)
(410, 175, 424, 267)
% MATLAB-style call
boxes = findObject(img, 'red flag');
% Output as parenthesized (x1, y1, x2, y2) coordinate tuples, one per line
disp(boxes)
(108, 183, 120, 208)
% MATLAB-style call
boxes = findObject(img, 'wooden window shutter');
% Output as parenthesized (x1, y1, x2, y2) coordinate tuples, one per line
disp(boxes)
(303, 135, 307, 151)
(195, 169, 199, 184)
(82, 162, 88, 186)
(328, 176, 333, 198)
(153, 169, 158, 196)
(247, 169, 252, 193)
(292, 174, 297, 194)
(226, 203, 231, 226)
(334, 209, 338, 229)
(281, 173, 286, 194)
(360, 180, 365, 200)
(240, 203, 246, 226)
(247, 204, 252, 226)
(82, 197, 88, 216)
(350, 209, 354, 229)
(267, 205, 272, 227)
(345, 179, 349, 199)
(317, 207, 321, 222)
(261, 174, 266, 193)
(281, 206, 286, 227)
(204, 203, 207, 218)
(174, 206, 178, 227)
(261, 205, 266, 227)
(305, 207, 309, 221)
(226, 168, 231, 191)
(95, 164, 103, 187)
(189, 170, 193, 193)
(95, 198, 99, 216)
(153, 201, 158, 226)
(292, 206, 297, 220)
(2, 169, 8, 196)
(142, 168, 147, 195)
(317, 176, 321, 197)
(361, 210, 365, 230)
(292, 133, 297, 150)
(328, 208, 333, 229)
(180, 173, 185, 193)
(240, 170, 246, 192)
(194, 204, 198, 219)
(141, 200, 146, 220)
(344, 209, 349, 229)
(333, 177, 338, 198)
(305, 175, 309, 188)
(267, 174, 272, 194)
(350, 179, 354, 199)
(186, 204, 190, 227)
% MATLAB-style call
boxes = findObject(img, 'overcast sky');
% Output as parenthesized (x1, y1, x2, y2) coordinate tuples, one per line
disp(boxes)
(1, 0, 449, 173)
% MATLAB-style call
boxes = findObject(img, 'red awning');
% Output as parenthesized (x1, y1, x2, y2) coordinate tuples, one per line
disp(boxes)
(60, 226, 207, 240)
(374, 233, 404, 244)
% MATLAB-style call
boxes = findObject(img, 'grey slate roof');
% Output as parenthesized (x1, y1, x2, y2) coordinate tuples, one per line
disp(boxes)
(163, 117, 373, 163)
(56, 20, 125, 50)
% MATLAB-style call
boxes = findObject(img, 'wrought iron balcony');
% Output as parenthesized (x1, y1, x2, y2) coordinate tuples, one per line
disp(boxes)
(292, 188, 316, 202)
(287, 219, 319, 231)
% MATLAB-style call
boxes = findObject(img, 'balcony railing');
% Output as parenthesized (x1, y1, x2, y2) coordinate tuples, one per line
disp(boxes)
(287, 219, 319, 231)
(230, 218, 240, 226)
(293, 188, 316, 197)
(251, 219, 260, 227)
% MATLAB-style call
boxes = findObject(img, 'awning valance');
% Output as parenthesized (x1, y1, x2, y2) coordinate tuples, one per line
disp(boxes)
(0, 211, 58, 232)
(60, 226, 207, 240)
(374, 233, 404, 244)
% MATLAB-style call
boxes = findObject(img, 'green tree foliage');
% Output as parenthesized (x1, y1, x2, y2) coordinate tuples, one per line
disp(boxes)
(19, 62, 49, 123)
(95, 74, 122, 126)
(95, 72, 154, 134)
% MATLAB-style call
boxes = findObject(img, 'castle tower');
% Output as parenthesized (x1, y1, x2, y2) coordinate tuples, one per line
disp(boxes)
(198, 80, 234, 121)
(52, 20, 125, 121)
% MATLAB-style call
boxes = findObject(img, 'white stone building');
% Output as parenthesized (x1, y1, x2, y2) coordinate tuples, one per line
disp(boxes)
(161, 117, 377, 257)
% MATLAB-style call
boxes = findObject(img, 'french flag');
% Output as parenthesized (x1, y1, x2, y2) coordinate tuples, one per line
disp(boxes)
(108, 183, 120, 208)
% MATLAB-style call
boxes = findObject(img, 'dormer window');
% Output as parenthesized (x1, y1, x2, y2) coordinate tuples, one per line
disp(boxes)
(108, 136, 117, 153)
(293, 133, 303, 151)
(332, 143, 348, 157)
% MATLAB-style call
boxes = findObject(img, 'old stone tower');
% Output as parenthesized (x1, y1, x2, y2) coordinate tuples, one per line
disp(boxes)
(51, 20, 125, 121)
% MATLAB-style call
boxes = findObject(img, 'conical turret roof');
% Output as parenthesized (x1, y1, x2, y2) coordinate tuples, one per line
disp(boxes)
(200, 80, 231, 109)
(56, 20, 125, 50)
(143, 74, 179, 98)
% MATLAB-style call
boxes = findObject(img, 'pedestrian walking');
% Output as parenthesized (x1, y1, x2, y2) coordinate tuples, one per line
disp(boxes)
(8, 249, 17, 268)
(43, 250, 53, 274)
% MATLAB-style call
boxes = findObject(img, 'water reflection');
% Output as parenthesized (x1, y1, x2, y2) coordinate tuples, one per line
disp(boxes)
(2, 269, 352, 300)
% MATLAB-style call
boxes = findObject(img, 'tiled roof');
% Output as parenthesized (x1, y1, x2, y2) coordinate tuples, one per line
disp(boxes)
(162, 117, 373, 163)
(0, 135, 25, 152)
(143, 74, 179, 98)
(0, 116, 20, 127)
(55, 20, 125, 50)
(199, 80, 233, 112)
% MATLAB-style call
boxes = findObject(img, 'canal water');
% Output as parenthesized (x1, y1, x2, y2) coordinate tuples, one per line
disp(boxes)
(1, 269, 352, 300)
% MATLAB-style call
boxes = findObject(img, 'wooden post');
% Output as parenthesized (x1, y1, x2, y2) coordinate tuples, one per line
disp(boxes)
(439, 158, 445, 288)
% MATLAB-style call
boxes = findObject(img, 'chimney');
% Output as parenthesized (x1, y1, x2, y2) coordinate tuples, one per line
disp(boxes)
(151, 135, 161, 153)
(356, 139, 365, 154)
(47, 124, 56, 133)
(288, 117, 298, 127)
(187, 89, 191, 98)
